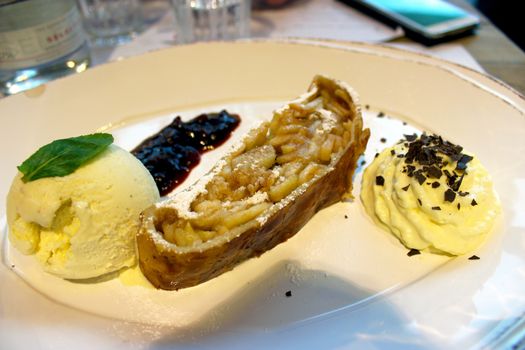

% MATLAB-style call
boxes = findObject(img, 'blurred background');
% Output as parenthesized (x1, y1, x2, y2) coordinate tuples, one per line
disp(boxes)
(468, 0, 524, 50)
(1, 0, 523, 97)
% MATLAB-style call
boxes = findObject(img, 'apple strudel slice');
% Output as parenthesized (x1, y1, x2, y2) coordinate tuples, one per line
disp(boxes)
(137, 75, 370, 290)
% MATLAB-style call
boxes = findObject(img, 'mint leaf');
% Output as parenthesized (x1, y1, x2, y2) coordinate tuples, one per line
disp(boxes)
(18, 133, 114, 182)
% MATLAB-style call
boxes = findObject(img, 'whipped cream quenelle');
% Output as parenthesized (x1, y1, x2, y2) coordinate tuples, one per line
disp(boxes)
(7, 145, 160, 279)
(361, 133, 500, 255)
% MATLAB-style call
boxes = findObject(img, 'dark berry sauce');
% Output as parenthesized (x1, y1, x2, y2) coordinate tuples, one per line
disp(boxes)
(132, 110, 241, 195)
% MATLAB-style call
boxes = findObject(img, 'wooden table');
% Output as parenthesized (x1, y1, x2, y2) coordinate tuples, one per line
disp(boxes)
(436, 0, 525, 95)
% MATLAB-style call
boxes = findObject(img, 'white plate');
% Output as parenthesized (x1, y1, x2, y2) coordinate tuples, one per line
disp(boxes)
(1, 40, 524, 349)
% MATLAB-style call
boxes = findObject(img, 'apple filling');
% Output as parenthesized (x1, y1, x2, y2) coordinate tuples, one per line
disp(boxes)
(159, 90, 357, 247)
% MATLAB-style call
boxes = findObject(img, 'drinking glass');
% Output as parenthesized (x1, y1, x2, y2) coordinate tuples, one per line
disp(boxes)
(77, 0, 142, 46)
(171, 0, 251, 44)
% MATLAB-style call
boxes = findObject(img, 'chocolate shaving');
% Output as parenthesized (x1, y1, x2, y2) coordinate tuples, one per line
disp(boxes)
(406, 165, 416, 177)
(285, 290, 292, 297)
(404, 133, 418, 142)
(344, 215, 348, 219)
(376, 176, 385, 186)
(392, 133, 477, 213)
(447, 172, 458, 188)
(444, 189, 456, 202)
(390, 149, 396, 156)
(450, 173, 465, 192)
(375, 153, 379, 158)
(415, 171, 426, 185)
(426, 166, 442, 179)
(456, 154, 474, 171)
(400, 134, 472, 197)
(402, 185, 410, 191)
(377, 112, 385, 118)
(468, 255, 480, 260)
(360, 159, 366, 166)
(407, 249, 420, 257)
(471, 199, 478, 206)
(380, 137, 387, 143)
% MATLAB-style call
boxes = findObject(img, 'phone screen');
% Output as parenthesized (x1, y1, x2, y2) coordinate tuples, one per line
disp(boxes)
(361, 0, 468, 28)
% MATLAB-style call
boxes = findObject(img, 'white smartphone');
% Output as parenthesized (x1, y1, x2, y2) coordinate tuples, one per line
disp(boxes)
(340, 0, 480, 42)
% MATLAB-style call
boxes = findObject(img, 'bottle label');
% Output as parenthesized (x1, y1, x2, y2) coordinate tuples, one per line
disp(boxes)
(0, 6, 86, 70)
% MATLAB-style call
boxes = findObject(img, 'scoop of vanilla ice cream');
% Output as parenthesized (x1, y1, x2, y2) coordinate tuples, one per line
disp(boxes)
(6, 145, 160, 279)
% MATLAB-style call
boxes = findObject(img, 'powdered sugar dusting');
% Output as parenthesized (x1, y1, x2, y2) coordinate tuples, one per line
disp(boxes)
(315, 109, 338, 135)
(160, 160, 226, 220)
(246, 191, 269, 205)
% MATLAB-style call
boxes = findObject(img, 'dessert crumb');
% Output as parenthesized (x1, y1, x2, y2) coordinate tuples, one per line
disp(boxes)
(407, 249, 420, 257)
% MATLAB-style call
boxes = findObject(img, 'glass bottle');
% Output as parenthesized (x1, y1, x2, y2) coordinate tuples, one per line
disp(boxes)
(0, 0, 91, 96)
